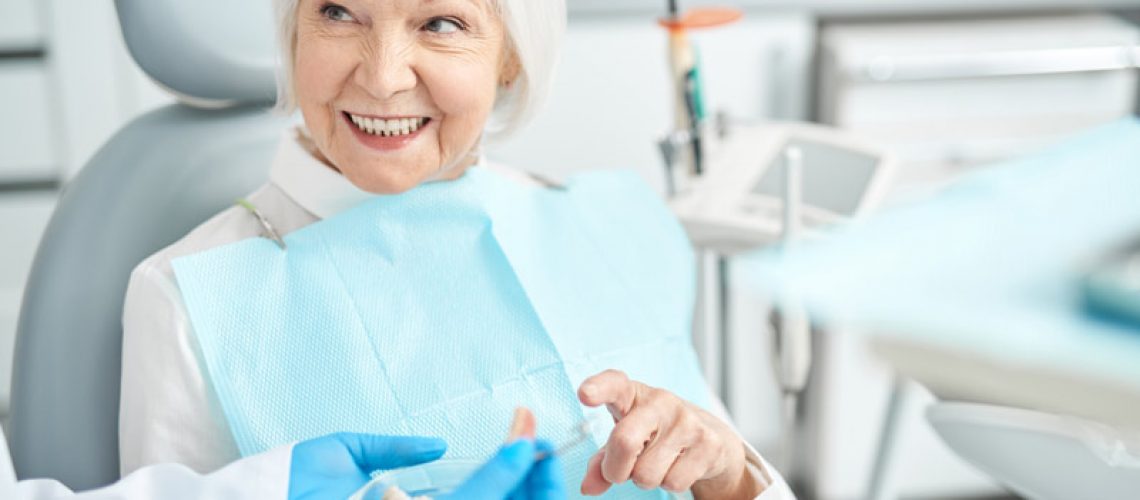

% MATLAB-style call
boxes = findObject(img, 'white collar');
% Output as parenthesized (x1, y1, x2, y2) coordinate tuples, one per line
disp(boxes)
(269, 129, 373, 220)
(268, 128, 490, 220)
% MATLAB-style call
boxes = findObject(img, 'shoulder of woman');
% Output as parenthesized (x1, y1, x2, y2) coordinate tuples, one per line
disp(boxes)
(481, 161, 536, 185)
(127, 183, 298, 286)
(483, 161, 565, 189)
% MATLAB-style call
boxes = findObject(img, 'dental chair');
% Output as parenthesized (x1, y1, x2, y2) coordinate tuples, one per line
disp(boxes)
(926, 401, 1140, 500)
(8, 0, 287, 490)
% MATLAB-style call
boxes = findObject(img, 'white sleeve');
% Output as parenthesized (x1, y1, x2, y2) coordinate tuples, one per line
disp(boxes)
(746, 447, 797, 500)
(119, 260, 242, 476)
(14, 444, 293, 500)
(707, 390, 797, 500)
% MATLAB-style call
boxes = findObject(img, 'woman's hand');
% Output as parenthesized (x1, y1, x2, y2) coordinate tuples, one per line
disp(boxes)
(577, 370, 762, 499)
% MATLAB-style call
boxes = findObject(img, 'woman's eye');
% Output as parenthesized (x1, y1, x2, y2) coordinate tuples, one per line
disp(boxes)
(320, 4, 355, 22)
(424, 17, 464, 34)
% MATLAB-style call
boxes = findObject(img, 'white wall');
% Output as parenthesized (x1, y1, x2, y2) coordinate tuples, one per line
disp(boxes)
(489, 12, 815, 190)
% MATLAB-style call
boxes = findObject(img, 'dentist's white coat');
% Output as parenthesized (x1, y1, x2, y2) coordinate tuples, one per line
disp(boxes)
(0, 428, 291, 499)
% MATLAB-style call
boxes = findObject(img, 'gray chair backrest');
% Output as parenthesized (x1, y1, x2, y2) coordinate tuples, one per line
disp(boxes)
(8, 0, 286, 490)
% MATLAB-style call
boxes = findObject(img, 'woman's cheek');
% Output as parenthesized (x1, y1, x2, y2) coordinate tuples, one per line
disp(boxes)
(297, 35, 358, 92)
(427, 51, 500, 104)
(427, 66, 499, 144)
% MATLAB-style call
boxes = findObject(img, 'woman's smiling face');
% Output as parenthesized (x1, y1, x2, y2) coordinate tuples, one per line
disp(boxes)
(293, 0, 515, 193)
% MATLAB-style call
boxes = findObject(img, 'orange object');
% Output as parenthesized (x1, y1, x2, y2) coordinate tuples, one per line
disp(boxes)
(507, 407, 536, 442)
(658, 7, 743, 32)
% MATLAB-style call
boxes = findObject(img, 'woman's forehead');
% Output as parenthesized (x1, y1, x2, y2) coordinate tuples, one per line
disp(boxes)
(436, 0, 497, 15)
(333, 0, 495, 14)
(424, 0, 492, 6)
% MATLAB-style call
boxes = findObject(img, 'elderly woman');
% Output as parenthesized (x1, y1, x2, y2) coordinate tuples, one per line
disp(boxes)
(119, 1, 793, 498)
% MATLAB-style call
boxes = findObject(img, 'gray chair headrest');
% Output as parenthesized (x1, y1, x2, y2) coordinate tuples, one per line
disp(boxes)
(114, 0, 279, 107)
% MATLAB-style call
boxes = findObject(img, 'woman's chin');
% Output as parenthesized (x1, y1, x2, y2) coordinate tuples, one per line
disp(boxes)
(343, 167, 434, 195)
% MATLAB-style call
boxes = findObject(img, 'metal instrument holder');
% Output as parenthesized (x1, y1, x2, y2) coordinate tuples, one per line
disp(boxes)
(772, 146, 813, 482)
(660, 127, 816, 485)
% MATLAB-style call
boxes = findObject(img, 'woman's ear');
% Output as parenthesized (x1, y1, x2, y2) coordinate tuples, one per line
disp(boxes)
(499, 48, 522, 88)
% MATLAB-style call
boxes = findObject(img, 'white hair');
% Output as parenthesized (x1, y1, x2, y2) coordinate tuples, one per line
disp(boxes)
(272, 0, 566, 141)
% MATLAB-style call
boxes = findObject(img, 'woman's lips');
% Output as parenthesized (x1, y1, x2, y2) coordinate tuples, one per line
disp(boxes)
(343, 112, 431, 152)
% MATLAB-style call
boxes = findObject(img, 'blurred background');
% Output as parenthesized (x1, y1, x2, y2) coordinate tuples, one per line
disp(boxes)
(3, 0, 1140, 498)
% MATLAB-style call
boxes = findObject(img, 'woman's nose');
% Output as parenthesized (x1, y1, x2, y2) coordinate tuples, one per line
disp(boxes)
(355, 37, 418, 100)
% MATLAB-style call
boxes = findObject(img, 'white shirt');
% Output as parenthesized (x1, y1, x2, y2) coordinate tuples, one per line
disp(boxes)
(119, 130, 795, 499)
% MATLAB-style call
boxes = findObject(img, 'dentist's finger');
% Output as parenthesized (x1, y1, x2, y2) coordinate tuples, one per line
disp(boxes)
(446, 440, 536, 499)
(520, 439, 565, 499)
(334, 433, 447, 471)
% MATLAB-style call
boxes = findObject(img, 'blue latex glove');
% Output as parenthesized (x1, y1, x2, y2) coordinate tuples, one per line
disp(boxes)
(441, 439, 566, 500)
(288, 432, 447, 500)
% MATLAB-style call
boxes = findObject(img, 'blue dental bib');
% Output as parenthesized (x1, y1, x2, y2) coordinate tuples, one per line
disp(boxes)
(172, 167, 710, 498)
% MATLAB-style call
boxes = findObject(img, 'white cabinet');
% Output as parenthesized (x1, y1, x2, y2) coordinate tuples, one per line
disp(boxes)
(0, 0, 43, 48)
(0, 0, 54, 182)
(0, 192, 57, 419)
(819, 14, 1140, 195)
(0, 62, 57, 180)
(0, 1, 176, 183)
(570, 0, 1140, 16)
(45, 0, 173, 179)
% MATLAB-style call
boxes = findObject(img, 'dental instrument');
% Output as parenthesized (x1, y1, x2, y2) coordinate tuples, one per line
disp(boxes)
(656, 2, 741, 193)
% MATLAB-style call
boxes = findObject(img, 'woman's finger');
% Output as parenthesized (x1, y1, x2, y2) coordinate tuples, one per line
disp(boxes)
(600, 405, 662, 484)
(578, 370, 640, 418)
(660, 439, 718, 493)
(628, 419, 695, 490)
(580, 449, 611, 496)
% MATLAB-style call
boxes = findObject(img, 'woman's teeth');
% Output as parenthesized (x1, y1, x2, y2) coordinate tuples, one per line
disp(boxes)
(348, 114, 429, 137)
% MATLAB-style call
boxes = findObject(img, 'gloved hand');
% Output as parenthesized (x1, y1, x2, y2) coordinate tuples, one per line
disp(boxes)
(288, 432, 447, 500)
(440, 439, 566, 500)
